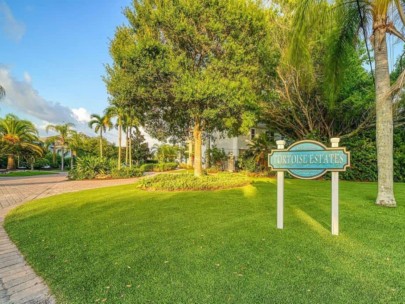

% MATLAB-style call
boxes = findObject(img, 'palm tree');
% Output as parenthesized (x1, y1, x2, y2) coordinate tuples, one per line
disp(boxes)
(44, 136, 59, 166)
(247, 133, 275, 171)
(88, 114, 112, 158)
(46, 123, 75, 171)
(123, 109, 140, 168)
(68, 131, 84, 169)
(0, 114, 43, 170)
(105, 104, 125, 169)
(292, 0, 405, 207)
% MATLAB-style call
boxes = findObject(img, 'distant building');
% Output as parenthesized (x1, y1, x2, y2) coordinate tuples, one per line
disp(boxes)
(204, 123, 271, 160)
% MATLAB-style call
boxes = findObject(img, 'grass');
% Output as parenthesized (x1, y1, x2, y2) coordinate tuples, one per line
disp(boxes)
(0, 171, 58, 177)
(137, 172, 250, 191)
(4, 178, 405, 303)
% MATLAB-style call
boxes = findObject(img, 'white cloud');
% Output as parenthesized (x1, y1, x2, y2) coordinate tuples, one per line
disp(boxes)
(0, 66, 75, 123)
(23, 71, 31, 83)
(72, 107, 91, 123)
(0, 1, 25, 42)
(0, 66, 93, 128)
(34, 120, 51, 131)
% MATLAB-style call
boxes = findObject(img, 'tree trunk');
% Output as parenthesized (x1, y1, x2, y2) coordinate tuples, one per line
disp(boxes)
(61, 147, 64, 171)
(125, 129, 129, 165)
(193, 122, 203, 177)
(118, 119, 122, 170)
(7, 155, 15, 170)
(373, 19, 397, 207)
(100, 130, 103, 158)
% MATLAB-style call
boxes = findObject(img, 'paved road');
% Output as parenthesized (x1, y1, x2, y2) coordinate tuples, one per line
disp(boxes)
(0, 173, 142, 304)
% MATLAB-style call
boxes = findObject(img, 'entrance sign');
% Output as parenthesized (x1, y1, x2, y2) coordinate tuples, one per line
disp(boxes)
(269, 139, 350, 235)
(269, 140, 350, 179)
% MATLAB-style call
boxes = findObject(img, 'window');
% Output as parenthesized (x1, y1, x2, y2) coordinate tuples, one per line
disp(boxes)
(250, 128, 256, 140)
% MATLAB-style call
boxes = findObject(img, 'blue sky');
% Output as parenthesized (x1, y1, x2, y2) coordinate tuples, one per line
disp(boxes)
(1, 0, 404, 144)
(0, 0, 150, 144)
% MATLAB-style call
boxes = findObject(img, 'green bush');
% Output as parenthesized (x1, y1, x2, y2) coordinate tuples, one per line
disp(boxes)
(140, 163, 155, 172)
(111, 167, 144, 179)
(137, 172, 250, 191)
(33, 158, 50, 170)
(140, 162, 178, 172)
(339, 129, 405, 182)
(238, 156, 258, 173)
(154, 162, 178, 172)
(68, 156, 110, 180)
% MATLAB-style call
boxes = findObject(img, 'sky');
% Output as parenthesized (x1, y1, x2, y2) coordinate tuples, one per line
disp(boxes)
(0, 0, 158, 145)
(1, 0, 404, 145)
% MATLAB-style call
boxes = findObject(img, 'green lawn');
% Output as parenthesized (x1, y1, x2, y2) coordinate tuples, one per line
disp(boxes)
(0, 171, 59, 177)
(4, 179, 405, 303)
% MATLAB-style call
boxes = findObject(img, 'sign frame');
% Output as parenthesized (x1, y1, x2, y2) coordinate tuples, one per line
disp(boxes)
(268, 140, 350, 180)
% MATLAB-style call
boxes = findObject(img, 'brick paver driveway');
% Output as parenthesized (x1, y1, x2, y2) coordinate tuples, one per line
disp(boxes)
(0, 172, 143, 303)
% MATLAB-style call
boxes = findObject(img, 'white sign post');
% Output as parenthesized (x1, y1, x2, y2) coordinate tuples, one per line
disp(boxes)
(330, 138, 340, 235)
(276, 140, 286, 229)
(268, 138, 350, 236)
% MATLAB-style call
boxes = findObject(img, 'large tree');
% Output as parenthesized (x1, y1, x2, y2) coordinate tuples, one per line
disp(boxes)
(0, 114, 43, 170)
(105, 0, 278, 176)
(291, 0, 405, 207)
(46, 123, 75, 171)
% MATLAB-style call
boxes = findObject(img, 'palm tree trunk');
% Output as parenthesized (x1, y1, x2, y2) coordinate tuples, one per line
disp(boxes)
(61, 147, 64, 171)
(70, 149, 73, 169)
(118, 118, 122, 170)
(100, 130, 103, 158)
(7, 155, 15, 170)
(193, 121, 203, 177)
(373, 19, 396, 207)
(125, 129, 129, 165)
(52, 145, 56, 164)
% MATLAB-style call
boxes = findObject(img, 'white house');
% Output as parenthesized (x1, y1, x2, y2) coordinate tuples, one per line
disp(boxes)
(202, 123, 275, 161)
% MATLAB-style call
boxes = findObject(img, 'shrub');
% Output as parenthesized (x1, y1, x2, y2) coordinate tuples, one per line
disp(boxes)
(68, 156, 110, 180)
(154, 162, 178, 172)
(337, 128, 405, 182)
(111, 167, 144, 179)
(137, 172, 250, 191)
(33, 158, 50, 170)
(206, 166, 220, 173)
(140, 162, 178, 172)
(238, 156, 258, 173)
(140, 163, 155, 172)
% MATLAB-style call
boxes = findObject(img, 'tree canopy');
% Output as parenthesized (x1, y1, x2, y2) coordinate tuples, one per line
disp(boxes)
(105, 0, 279, 176)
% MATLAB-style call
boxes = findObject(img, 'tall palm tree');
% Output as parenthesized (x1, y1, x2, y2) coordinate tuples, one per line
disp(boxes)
(0, 114, 43, 170)
(123, 109, 140, 168)
(105, 104, 125, 169)
(44, 136, 59, 166)
(292, 0, 405, 207)
(68, 131, 84, 169)
(88, 114, 112, 158)
(46, 123, 75, 171)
